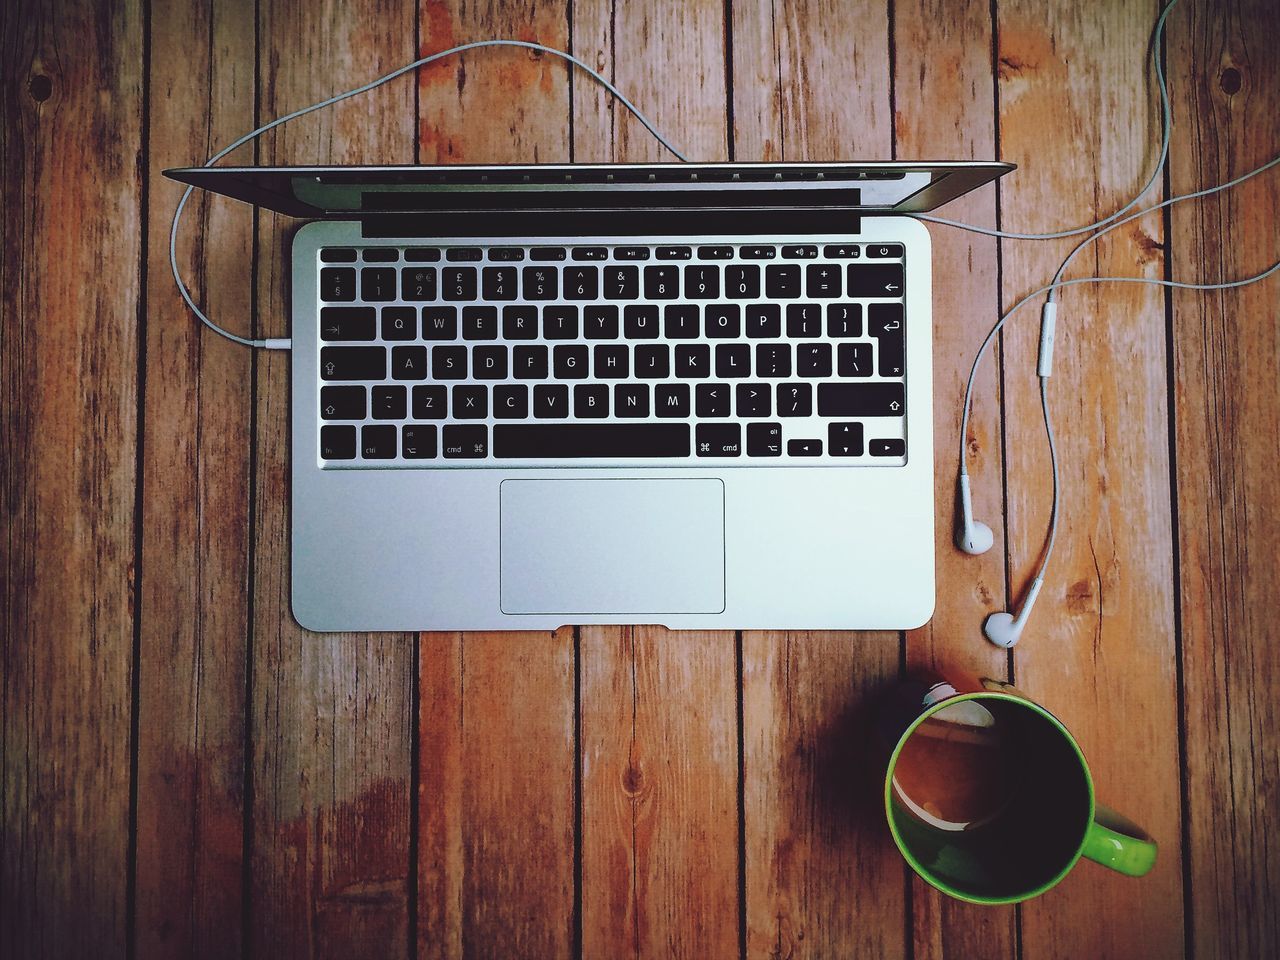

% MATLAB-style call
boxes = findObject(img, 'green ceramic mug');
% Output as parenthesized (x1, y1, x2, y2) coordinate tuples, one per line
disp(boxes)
(878, 672, 1157, 905)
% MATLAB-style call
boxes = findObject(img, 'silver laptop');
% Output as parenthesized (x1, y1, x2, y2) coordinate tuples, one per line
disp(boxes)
(166, 162, 1012, 631)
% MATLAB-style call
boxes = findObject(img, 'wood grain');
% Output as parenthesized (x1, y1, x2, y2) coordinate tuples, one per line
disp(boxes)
(995, 2, 1183, 957)
(250, 1, 417, 956)
(730, 2, 906, 956)
(416, 4, 578, 957)
(0, 0, 143, 955)
(1168, 0, 1280, 956)
(134, 0, 256, 954)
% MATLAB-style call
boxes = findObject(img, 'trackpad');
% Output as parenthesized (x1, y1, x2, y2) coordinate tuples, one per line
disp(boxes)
(500, 479, 725, 615)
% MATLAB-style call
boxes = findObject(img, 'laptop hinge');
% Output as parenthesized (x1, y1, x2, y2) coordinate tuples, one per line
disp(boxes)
(359, 209, 863, 238)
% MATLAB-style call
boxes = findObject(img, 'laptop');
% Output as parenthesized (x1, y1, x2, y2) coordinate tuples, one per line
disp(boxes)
(165, 161, 1012, 631)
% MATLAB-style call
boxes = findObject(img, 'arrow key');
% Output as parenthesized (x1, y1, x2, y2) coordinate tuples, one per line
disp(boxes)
(828, 422, 864, 457)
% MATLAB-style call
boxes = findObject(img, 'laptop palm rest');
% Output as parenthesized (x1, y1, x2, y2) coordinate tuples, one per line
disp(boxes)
(500, 478, 725, 616)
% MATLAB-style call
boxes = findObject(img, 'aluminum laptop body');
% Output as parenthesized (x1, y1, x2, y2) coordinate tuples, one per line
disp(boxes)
(165, 162, 1012, 631)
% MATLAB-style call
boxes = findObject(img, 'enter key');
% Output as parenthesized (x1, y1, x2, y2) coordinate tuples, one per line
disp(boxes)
(868, 303, 905, 377)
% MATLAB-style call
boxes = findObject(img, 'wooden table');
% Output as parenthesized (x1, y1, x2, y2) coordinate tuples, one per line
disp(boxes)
(3, 0, 1277, 956)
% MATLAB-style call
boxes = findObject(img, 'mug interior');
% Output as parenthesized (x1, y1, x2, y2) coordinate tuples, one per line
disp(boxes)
(886, 694, 1093, 903)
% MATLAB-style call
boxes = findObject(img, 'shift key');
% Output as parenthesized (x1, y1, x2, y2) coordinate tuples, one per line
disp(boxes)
(817, 382, 905, 417)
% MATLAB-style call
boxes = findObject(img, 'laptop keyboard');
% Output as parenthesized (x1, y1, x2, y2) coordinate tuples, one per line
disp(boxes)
(315, 241, 907, 466)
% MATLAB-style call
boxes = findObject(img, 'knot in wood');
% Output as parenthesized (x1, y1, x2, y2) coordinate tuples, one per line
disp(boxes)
(28, 75, 53, 102)
(1219, 67, 1242, 96)
(621, 761, 645, 796)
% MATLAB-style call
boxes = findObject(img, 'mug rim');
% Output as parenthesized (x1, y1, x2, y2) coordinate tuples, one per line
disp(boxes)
(883, 690, 1096, 905)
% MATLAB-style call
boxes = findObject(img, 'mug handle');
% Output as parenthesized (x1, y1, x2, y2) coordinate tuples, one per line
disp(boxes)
(1081, 804, 1158, 877)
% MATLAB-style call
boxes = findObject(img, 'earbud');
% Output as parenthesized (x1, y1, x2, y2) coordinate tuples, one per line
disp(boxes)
(983, 577, 1044, 649)
(955, 474, 994, 555)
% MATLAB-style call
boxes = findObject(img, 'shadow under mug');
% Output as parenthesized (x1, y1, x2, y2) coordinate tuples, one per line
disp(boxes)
(878, 673, 1157, 905)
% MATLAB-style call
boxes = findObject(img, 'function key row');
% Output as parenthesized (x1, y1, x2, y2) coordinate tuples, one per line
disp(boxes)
(319, 243, 904, 265)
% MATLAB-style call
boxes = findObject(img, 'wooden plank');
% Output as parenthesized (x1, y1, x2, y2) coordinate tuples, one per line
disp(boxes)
(250, 1, 417, 955)
(0, 0, 143, 955)
(995, 2, 1183, 956)
(730, 2, 906, 957)
(893, 0, 1019, 954)
(415, 4, 578, 958)
(1167, 0, 1280, 955)
(571, 6, 738, 956)
(133, 0, 256, 954)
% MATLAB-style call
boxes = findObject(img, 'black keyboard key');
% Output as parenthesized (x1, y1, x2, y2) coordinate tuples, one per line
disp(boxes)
(614, 384, 650, 418)
(736, 383, 770, 417)
(828, 422, 864, 457)
(656, 246, 692, 260)
(740, 245, 776, 260)
(381, 306, 416, 341)
(788, 438, 822, 457)
(624, 305, 660, 339)
(320, 267, 356, 302)
(797, 343, 832, 377)
(443, 424, 488, 459)
(473, 345, 508, 380)
(696, 383, 730, 418)
(371, 385, 407, 420)
(655, 383, 690, 417)
(705, 304, 741, 339)
(870, 438, 906, 457)
(746, 304, 781, 338)
(488, 247, 525, 262)
(868, 302, 905, 376)
(594, 345, 629, 379)
(361, 267, 396, 302)
(726, 264, 761, 299)
(321, 424, 357, 460)
(823, 244, 861, 259)
(584, 305, 620, 339)
(564, 266, 599, 300)
(482, 266, 518, 301)
(837, 342, 873, 377)
(321, 248, 357, 263)
(806, 263, 841, 297)
(402, 424, 437, 459)
(523, 266, 558, 300)
(442, 267, 478, 300)
(422, 307, 457, 340)
(431, 345, 467, 379)
(493, 423, 689, 458)
(777, 383, 812, 417)
(572, 246, 608, 261)
(320, 385, 365, 420)
(664, 305, 700, 339)
(817, 382, 905, 417)
(494, 384, 529, 419)
(502, 305, 538, 340)
(715, 343, 751, 378)
(786, 304, 823, 338)
(553, 344, 588, 379)
(696, 423, 742, 457)
(514, 345, 549, 380)
(405, 248, 442, 262)
(848, 263, 904, 297)
(462, 306, 498, 340)
(412, 385, 447, 419)
(766, 264, 801, 298)
(391, 345, 427, 380)
(360, 424, 397, 459)
(446, 247, 483, 261)
(452, 385, 487, 419)
(644, 265, 679, 299)
(321, 306, 376, 341)
(697, 245, 734, 260)
(321, 346, 385, 381)
(635, 345, 670, 379)
(614, 246, 650, 260)
(544, 306, 579, 340)
(747, 422, 782, 457)
(867, 243, 904, 259)
(783, 245, 818, 259)
(604, 265, 639, 300)
(756, 343, 791, 377)
(363, 248, 398, 262)
(574, 384, 609, 418)
(827, 303, 862, 337)
(533, 384, 569, 418)
(530, 247, 567, 261)
(684, 264, 720, 299)
(676, 344, 710, 378)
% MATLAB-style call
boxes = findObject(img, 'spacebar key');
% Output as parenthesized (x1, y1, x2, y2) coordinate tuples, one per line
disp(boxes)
(493, 423, 690, 458)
